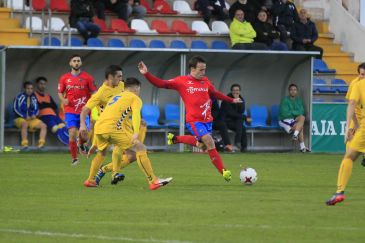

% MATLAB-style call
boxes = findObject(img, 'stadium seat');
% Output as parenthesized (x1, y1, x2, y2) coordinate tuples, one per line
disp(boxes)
(270, 105, 280, 128)
(141, 104, 167, 128)
(93, 18, 114, 33)
(192, 21, 213, 34)
(4, 103, 15, 128)
(331, 78, 348, 93)
(111, 19, 135, 33)
(332, 98, 347, 103)
(248, 105, 269, 128)
(50, 0, 70, 11)
(173, 0, 198, 14)
(191, 40, 208, 49)
(211, 21, 229, 34)
(149, 39, 166, 48)
(32, 0, 46, 11)
(164, 104, 180, 128)
(313, 78, 332, 93)
(211, 40, 229, 49)
(140, 0, 158, 14)
(6, 0, 30, 10)
(170, 40, 187, 49)
(171, 20, 196, 35)
(42, 37, 61, 46)
(87, 38, 104, 47)
(129, 39, 146, 48)
(66, 37, 83, 47)
(153, 0, 178, 14)
(131, 19, 157, 33)
(108, 39, 125, 48)
(48, 17, 66, 31)
(25, 16, 45, 31)
(312, 98, 325, 103)
(313, 59, 336, 73)
(151, 20, 175, 34)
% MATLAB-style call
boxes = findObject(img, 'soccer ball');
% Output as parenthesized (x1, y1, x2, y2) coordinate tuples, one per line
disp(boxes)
(240, 167, 257, 185)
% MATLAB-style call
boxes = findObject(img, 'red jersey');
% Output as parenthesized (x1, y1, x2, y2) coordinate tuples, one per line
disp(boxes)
(58, 71, 97, 114)
(144, 73, 234, 123)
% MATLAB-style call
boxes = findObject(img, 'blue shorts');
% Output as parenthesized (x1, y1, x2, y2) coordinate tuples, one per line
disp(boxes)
(65, 113, 90, 130)
(40, 115, 64, 129)
(186, 121, 212, 139)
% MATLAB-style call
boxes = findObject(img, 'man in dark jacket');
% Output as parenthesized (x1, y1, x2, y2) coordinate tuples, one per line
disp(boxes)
(291, 8, 323, 59)
(70, 0, 100, 44)
(195, 0, 228, 25)
(212, 98, 234, 152)
(229, 0, 263, 23)
(271, 0, 299, 42)
(93, 0, 129, 21)
(220, 84, 247, 152)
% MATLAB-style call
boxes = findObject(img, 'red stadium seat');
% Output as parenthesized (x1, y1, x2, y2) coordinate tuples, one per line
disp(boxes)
(153, 0, 178, 14)
(151, 20, 176, 34)
(171, 20, 196, 34)
(140, 0, 158, 14)
(32, 0, 46, 11)
(111, 19, 136, 33)
(50, 0, 70, 12)
(93, 18, 114, 33)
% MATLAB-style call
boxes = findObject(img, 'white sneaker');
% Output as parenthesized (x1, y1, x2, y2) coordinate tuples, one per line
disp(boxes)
(150, 177, 173, 190)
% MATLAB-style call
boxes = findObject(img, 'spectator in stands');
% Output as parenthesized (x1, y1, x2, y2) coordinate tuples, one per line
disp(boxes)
(128, 0, 147, 19)
(271, 0, 299, 43)
(93, 0, 129, 21)
(34, 77, 69, 145)
(220, 84, 247, 152)
(229, 0, 263, 23)
(70, 0, 100, 44)
(195, 0, 229, 25)
(229, 9, 268, 50)
(13, 81, 47, 151)
(212, 98, 234, 152)
(291, 8, 323, 59)
(253, 10, 288, 50)
(278, 83, 310, 152)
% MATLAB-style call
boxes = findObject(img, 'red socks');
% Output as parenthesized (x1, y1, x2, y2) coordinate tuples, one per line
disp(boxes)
(208, 149, 224, 174)
(69, 140, 78, 160)
(176, 135, 197, 146)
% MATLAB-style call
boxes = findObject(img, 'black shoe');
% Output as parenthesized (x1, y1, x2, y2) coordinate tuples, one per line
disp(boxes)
(301, 148, 311, 153)
(361, 155, 365, 167)
(78, 144, 89, 155)
(111, 173, 125, 185)
(71, 158, 79, 166)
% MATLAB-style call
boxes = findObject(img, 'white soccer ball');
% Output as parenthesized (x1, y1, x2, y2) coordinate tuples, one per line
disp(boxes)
(240, 167, 257, 185)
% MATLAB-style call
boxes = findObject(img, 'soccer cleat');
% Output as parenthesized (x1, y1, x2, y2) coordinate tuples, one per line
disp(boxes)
(362, 154, 365, 167)
(111, 173, 125, 185)
(301, 148, 311, 153)
(78, 143, 89, 155)
(222, 169, 232, 182)
(167, 133, 177, 145)
(84, 180, 98, 187)
(71, 158, 79, 166)
(292, 134, 298, 141)
(150, 177, 173, 190)
(95, 168, 105, 185)
(326, 192, 345, 206)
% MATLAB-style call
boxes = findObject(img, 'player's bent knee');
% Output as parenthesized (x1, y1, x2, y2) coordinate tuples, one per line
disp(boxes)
(134, 142, 146, 151)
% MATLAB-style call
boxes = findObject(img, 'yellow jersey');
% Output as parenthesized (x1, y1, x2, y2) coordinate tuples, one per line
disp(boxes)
(349, 79, 365, 127)
(94, 91, 142, 135)
(85, 81, 124, 112)
(346, 77, 363, 122)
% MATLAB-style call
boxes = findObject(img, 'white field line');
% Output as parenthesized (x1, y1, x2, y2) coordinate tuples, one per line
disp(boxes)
(0, 228, 192, 243)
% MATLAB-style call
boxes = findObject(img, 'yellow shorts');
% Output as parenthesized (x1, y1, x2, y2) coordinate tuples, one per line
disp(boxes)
(349, 128, 365, 153)
(94, 133, 133, 152)
(14, 118, 41, 131)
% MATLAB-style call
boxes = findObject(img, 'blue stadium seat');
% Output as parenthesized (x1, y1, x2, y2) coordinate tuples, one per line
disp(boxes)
(129, 39, 146, 48)
(331, 79, 348, 93)
(42, 37, 61, 46)
(248, 105, 269, 128)
(149, 39, 166, 48)
(141, 104, 167, 128)
(87, 38, 104, 47)
(313, 98, 325, 103)
(332, 98, 347, 103)
(313, 59, 336, 73)
(164, 103, 180, 128)
(170, 40, 187, 49)
(4, 103, 15, 128)
(107, 38, 125, 48)
(313, 78, 332, 93)
(191, 40, 208, 49)
(270, 104, 280, 128)
(211, 40, 229, 49)
(69, 37, 83, 47)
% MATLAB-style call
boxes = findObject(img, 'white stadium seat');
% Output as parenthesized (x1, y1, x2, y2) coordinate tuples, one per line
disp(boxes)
(173, 1, 198, 14)
(211, 21, 229, 34)
(25, 16, 46, 31)
(131, 19, 157, 34)
(192, 21, 213, 34)
(7, 0, 30, 10)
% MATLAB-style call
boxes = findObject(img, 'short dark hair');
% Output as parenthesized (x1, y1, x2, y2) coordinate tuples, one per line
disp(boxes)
(23, 81, 33, 89)
(188, 56, 206, 69)
(105, 65, 123, 79)
(35, 76, 47, 83)
(69, 54, 81, 61)
(124, 77, 141, 88)
(230, 83, 241, 91)
(288, 83, 298, 90)
(357, 62, 365, 74)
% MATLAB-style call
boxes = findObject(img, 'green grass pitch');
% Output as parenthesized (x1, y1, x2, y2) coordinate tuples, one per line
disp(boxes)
(1, 152, 365, 242)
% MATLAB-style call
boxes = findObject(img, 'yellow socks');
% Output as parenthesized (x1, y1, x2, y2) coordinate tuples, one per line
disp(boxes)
(21, 139, 29, 147)
(337, 158, 353, 193)
(38, 139, 45, 148)
(138, 124, 147, 143)
(136, 151, 156, 184)
(87, 153, 105, 182)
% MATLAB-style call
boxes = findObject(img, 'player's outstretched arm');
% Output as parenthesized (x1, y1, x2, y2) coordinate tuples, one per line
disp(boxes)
(138, 61, 169, 89)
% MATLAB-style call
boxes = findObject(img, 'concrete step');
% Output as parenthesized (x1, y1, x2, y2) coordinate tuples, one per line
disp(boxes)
(0, 37, 39, 46)
(319, 43, 342, 53)
(0, 28, 30, 39)
(316, 21, 329, 33)
(0, 8, 11, 18)
(317, 33, 334, 45)
(323, 53, 353, 63)
(0, 18, 20, 28)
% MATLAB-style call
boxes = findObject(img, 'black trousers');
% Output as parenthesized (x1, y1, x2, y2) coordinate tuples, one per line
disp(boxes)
(226, 119, 247, 151)
(213, 120, 231, 146)
(292, 43, 323, 59)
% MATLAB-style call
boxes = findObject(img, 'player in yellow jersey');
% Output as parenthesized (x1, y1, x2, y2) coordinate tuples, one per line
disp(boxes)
(326, 62, 365, 205)
(93, 77, 172, 190)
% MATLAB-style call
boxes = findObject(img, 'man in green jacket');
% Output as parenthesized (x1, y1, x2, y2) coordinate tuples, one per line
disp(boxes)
(278, 83, 310, 152)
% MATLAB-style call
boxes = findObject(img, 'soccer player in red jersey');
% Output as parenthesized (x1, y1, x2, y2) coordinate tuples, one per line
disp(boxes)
(138, 56, 242, 181)
(58, 54, 97, 165)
